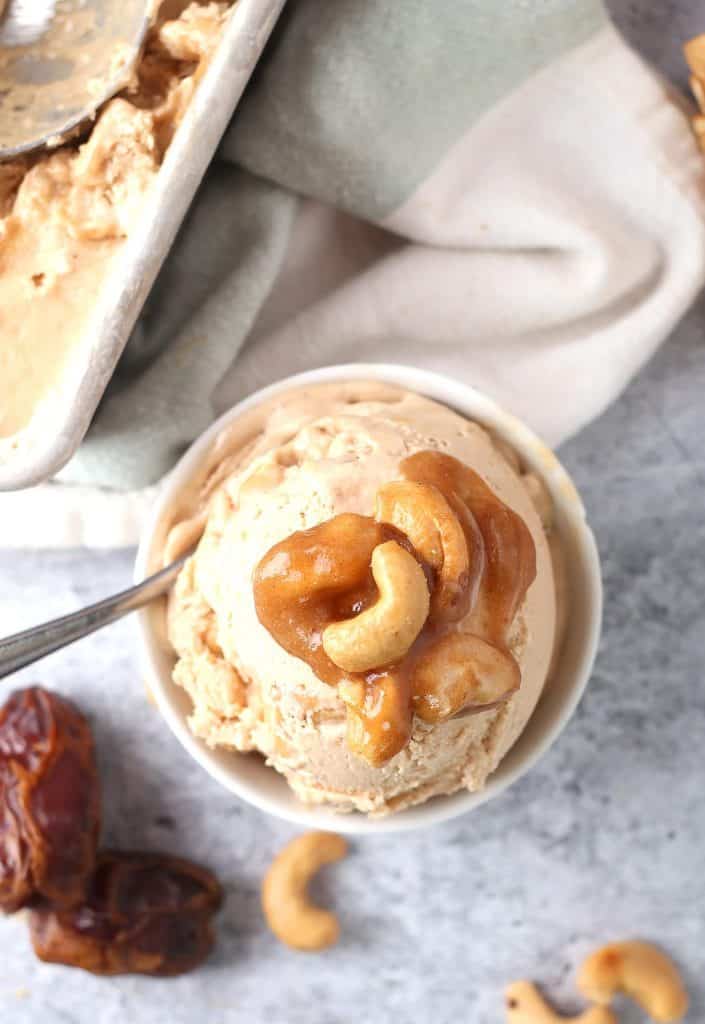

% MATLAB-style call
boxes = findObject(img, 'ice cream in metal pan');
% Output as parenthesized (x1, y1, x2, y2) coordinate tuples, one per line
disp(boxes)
(0, 0, 286, 490)
(0, 3, 230, 448)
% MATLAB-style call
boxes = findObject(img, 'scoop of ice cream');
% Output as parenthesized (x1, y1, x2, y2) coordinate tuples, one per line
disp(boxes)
(166, 383, 557, 816)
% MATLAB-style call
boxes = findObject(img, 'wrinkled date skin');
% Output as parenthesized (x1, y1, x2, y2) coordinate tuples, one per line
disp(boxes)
(29, 851, 223, 976)
(0, 687, 101, 913)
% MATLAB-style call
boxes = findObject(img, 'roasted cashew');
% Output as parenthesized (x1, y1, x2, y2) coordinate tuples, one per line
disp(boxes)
(412, 632, 520, 723)
(322, 541, 430, 673)
(577, 941, 688, 1023)
(262, 832, 348, 952)
(375, 480, 470, 622)
(505, 981, 616, 1024)
(400, 450, 536, 644)
(684, 35, 705, 80)
(685, 39, 705, 152)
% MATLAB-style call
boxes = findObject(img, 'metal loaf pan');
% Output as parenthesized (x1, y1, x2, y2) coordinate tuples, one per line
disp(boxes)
(0, 0, 286, 491)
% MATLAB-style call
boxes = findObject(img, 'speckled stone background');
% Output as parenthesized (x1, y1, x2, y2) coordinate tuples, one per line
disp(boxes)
(1, 3, 704, 1022)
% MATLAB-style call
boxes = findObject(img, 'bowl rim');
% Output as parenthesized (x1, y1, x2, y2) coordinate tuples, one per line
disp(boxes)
(135, 363, 602, 835)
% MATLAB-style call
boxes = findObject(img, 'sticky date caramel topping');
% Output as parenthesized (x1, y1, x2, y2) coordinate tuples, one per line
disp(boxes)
(253, 514, 420, 688)
(254, 451, 537, 766)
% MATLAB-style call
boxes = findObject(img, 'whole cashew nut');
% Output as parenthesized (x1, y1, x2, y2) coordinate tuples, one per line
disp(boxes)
(684, 36, 705, 80)
(375, 480, 470, 622)
(577, 941, 689, 1023)
(322, 541, 430, 673)
(412, 632, 520, 723)
(400, 450, 536, 645)
(505, 981, 616, 1024)
(262, 832, 348, 952)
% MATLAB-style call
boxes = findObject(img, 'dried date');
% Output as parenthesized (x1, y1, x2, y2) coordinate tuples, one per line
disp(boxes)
(0, 687, 101, 913)
(29, 851, 223, 976)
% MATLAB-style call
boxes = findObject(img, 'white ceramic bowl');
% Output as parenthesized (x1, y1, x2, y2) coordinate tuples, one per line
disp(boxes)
(135, 365, 601, 834)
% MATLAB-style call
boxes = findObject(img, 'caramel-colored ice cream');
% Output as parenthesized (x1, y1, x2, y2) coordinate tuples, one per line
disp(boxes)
(163, 383, 560, 816)
(0, 1, 229, 448)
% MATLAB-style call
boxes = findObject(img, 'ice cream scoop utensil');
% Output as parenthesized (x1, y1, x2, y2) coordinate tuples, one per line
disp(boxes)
(0, 0, 151, 158)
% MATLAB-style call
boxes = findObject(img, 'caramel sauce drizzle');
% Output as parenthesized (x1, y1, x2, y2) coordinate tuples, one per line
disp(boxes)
(254, 451, 537, 766)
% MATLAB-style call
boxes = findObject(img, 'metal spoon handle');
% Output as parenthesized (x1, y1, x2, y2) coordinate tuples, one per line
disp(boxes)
(0, 557, 186, 681)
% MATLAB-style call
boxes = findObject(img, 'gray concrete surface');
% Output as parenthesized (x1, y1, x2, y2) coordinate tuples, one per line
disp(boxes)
(0, 2, 703, 1021)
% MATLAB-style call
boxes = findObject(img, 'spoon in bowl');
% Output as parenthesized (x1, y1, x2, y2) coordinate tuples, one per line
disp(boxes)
(0, 553, 187, 680)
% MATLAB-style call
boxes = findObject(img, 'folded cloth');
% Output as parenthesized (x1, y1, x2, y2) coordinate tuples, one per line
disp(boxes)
(4, 0, 705, 547)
